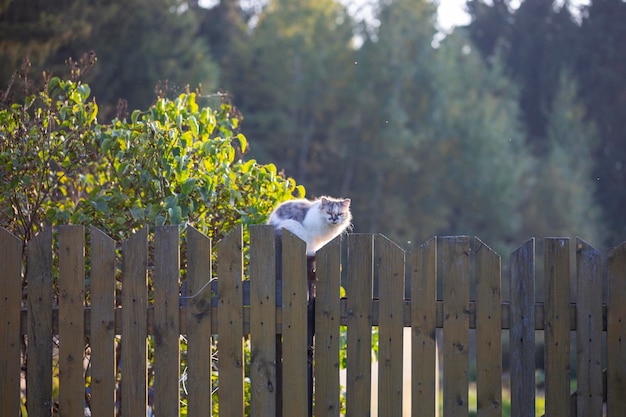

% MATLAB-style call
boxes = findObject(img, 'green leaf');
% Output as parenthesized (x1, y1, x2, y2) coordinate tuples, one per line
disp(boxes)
(181, 178, 196, 196)
(164, 195, 178, 209)
(168, 206, 182, 224)
(237, 133, 248, 154)
(48, 77, 61, 97)
(87, 103, 98, 124)
(76, 84, 91, 101)
(131, 110, 141, 125)
(130, 206, 144, 220)
(188, 116, 199, 136)
(24, 94, 35, 109)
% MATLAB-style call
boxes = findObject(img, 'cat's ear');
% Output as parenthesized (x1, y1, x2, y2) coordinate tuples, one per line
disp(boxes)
(342, 198, 351, 207)
(320, 197, 329, 205)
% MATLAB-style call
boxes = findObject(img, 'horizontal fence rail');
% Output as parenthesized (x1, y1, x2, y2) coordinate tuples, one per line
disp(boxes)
(1, 225, 626, 417)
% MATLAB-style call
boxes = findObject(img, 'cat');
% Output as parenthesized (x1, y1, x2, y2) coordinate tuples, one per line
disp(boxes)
(267, 196, 352, 256)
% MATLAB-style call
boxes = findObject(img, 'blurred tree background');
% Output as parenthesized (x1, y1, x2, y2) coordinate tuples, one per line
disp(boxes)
(2, 0, 624, 251)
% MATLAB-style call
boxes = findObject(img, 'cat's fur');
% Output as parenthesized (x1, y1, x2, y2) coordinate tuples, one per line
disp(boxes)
(268, 196, 352, 256)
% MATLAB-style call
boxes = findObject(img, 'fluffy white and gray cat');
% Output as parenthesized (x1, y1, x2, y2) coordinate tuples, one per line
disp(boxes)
(268, 196, 352, 256)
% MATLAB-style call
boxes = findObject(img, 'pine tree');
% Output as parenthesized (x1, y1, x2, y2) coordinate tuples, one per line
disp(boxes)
(576, 0, 626, 246)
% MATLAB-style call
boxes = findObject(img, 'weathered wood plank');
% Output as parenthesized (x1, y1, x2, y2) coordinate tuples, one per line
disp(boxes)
(249, 225, 277, 416)
(217, 225, 245, 417)
(89, 226, 116, 417)
(607, 241, 626, 416)
(411, 237, 437, 417)
(475, 237, 502, 417)
(185, 226, 213, 417)
(281, 230, 309, 417)
(314, 236, 342, 417)
(0, 228, 23, 416)
(58, 225, 86, 417)
(376, 235, 405, 417)
(544, 238, 570, 417)
(346, 234, 374, 417)
(16, 290, 613, 336)
(153, 226, 180, 417)
(441, 236, 470, 417)
(509, 239, 535, 417)
(27, 227, 53, 416)
(121, 227, 148, 417)
(575, 238, 603, 417)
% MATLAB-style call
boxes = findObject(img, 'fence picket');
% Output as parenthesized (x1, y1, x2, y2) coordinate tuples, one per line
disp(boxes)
(411, 237, 438, 417)
(249, 225, 277, 416)
(281, 230, 309, 417)
(575, 238, 603, 417)
(121, 227, 149, 417)
(377, 235, 405, 417)
(58, 225, 86, 417)
(153, 226, 181, 417)
(89, 226, 116, 417)
(475, 237, 502, 417)
(441, 236, 470, 417)
(0, 228, 22, 416)
(509, 239, 536, 417)
(346, 234, 374, 417)
(314, 236, 342, 417)
(217, 225, 245, 417)
(607, 242, 626, 416)
(544, 238, 570, 417)
(26, 227, 53, 416)
(185, 226, 213, 416)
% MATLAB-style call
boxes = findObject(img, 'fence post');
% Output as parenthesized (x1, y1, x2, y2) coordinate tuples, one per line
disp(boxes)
(575, 238, 603, 416)
(475, 237, 502, 417)
(376, 235, 405, 417)
(89, 226, 116, 417)
(314, 237, 342, 417)
(249, 225, 277, 417)
(509, 239, 535, 417)
(121, 227, 149, 417)
(281, 230, 309, 417)
(26, 227, 53, 417)
(411, 237, 438, 417)
(58, 225, 86, 417)
(607, 242, 626, 416)
(185, 226, 213, 416)
(153, 226, 181, 417)
(217, 225, 245, 417)
(441, 236, 470, 417)
(0, 228, 23, 416)
(307, 254, 316, 417)
(346, 234, 374, 417)
(543, 238, 570, 417)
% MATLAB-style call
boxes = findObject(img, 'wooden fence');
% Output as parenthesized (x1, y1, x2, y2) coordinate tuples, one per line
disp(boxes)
(1, 224, 626, 417)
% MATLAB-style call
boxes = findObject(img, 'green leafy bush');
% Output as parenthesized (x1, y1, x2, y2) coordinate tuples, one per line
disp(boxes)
(0, 61, 100, 243)
(1, 61, 303, 415)
(0, 63, 304, 247)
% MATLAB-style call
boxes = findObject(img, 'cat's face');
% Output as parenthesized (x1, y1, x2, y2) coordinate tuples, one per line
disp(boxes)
(320, 197, 351, 225)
